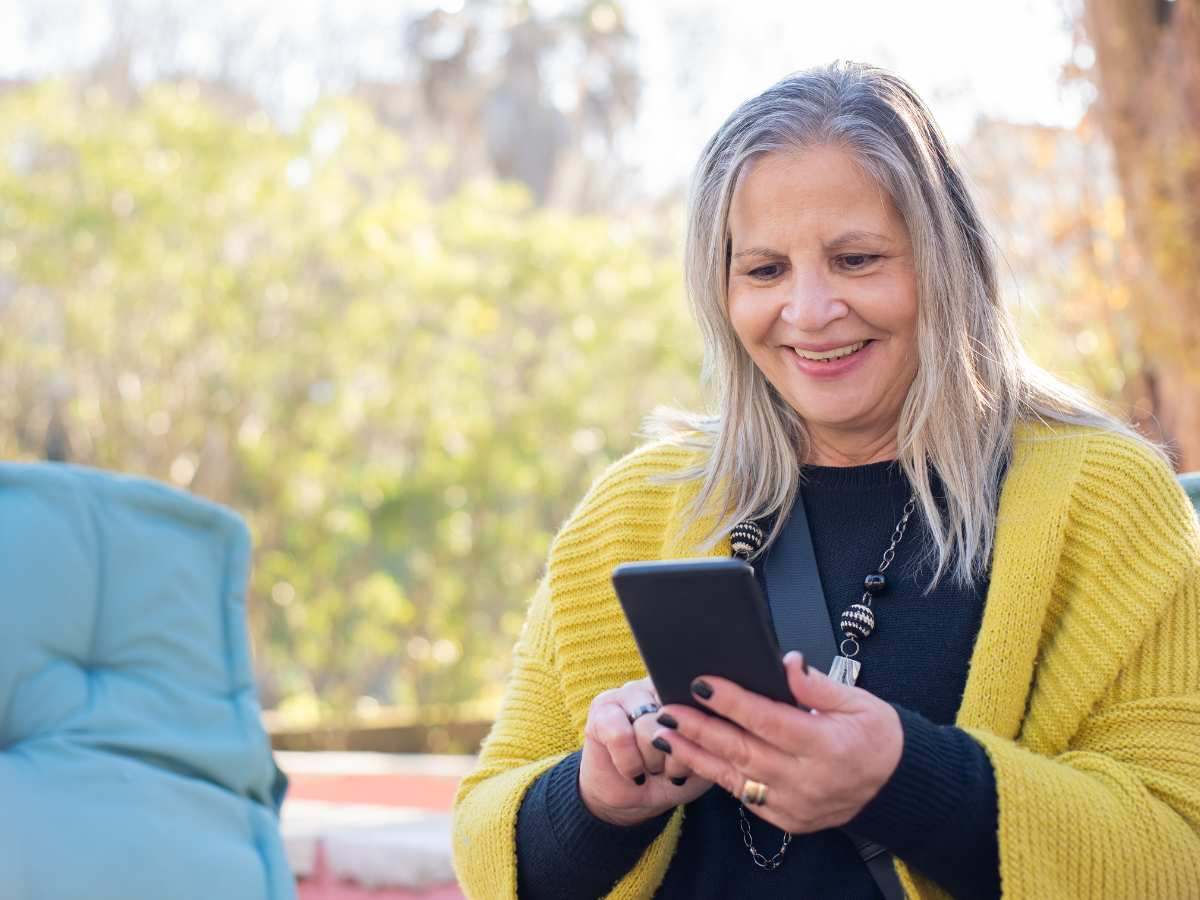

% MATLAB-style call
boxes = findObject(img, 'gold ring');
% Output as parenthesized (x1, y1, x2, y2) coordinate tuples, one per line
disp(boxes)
(740, 778, 768, 806)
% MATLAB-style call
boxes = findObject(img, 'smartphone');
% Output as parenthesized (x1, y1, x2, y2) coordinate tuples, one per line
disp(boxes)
(611, 557, 800, 713)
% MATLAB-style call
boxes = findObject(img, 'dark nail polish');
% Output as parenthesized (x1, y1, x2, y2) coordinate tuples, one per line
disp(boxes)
(651, 736, 672, 754)
(801, 654, 809, 675)
(633, 773, 646, 785)
(656, 713, 678, 729)
(670, 776, 688, 786)
(691, 679, 713, 700)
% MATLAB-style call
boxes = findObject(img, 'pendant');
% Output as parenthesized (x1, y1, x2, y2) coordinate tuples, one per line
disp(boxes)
(828, 655, 861, 686)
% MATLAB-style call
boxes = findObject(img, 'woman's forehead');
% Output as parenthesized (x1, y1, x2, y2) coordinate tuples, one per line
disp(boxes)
(729, 149, 903, 245)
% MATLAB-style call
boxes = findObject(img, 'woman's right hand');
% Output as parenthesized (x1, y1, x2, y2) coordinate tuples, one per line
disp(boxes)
(579, 677, 713, 826)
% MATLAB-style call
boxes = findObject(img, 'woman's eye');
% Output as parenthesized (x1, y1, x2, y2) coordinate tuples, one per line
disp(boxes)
(748, 265, 782, 280)
(839, 254, 879, 270)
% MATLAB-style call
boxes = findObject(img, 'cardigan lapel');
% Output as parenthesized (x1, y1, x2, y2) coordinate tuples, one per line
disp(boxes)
(955, 422, 1081, 739)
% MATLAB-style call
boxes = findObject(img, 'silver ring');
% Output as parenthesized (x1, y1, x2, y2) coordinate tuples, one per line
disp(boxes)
(627, 702, 661, 723)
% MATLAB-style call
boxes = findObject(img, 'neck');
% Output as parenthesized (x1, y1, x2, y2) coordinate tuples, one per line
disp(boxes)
(805, 426, 900, 467)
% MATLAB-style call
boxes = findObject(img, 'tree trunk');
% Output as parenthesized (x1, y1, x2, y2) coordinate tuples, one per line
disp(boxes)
(1080, 0, 1200, 469)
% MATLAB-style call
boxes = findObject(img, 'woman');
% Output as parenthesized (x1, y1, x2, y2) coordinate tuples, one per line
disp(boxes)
(451, 60, 1200, 899)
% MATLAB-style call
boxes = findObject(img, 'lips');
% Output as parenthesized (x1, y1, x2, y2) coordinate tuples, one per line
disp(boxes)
(791, 339, 869, 362)
(786, 338, 876, 378)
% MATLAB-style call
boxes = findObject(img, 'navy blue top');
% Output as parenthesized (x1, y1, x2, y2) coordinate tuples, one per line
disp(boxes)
(515, 459, 1001, 899)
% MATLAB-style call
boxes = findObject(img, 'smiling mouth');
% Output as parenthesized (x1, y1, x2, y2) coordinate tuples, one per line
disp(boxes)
(790, 340, 873, 362)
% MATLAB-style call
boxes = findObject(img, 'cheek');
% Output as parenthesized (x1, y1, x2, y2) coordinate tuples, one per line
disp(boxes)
(891, 272, 919, 335)
(880, 289, 920, 376)
(727, 293, 770, 347)
(726, 298, 749, 349)
(863, 277, 918, 337)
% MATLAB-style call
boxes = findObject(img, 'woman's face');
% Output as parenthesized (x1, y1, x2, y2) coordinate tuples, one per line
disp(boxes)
(726, 145, 919, 456)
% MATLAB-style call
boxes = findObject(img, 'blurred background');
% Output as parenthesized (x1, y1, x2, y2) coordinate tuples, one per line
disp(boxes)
(2, 0, 1198, 757)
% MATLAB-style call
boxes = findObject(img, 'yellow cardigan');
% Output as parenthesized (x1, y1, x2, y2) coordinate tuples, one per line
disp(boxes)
(452, 421, 1200, 898)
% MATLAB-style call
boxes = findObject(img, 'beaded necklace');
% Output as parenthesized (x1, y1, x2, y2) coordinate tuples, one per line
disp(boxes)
(726, 491, 918, 870)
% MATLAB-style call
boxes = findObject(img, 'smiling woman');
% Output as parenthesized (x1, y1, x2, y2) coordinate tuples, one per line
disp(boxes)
(452, 60, 1200, 900)
(726, 148, 919, 466)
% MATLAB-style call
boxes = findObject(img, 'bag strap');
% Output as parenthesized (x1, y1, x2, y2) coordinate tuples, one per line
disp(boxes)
(761, 494, 906, 900)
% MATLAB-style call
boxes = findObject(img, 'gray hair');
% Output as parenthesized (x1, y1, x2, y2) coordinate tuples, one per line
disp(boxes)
(650, 59, 1151, 589)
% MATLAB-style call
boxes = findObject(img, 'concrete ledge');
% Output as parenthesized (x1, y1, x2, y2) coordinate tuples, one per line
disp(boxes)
(276, 751, 476, 778)
(283, 801, 454, 889)
(278, 752, 469, 891)
(326, 816, 455, 889)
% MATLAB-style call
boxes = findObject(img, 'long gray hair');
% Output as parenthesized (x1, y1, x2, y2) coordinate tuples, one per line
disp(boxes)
(651, 59, 1150, 589)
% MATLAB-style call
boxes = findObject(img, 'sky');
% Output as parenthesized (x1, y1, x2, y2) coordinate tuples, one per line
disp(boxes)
(626, 0, 1089, 190)
(0, 0, 1090, 194)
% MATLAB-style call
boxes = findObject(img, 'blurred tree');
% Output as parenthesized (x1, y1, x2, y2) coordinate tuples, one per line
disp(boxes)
(384, 0, 641, 208)
(960, 117, 1143, 423)
(0, 80, 699, 721)
(7, 0, 641, 212)
(1075, 0, 1200, 468)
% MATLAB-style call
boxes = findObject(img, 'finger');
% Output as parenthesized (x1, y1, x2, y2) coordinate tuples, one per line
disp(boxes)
(588, 701, 646, 782)
(686, 671, 823, 755)
(652, 713, 699, 783)
(652, 726, 810, 834)
(657, 701, 792, 781)
(661, 751, 696, 785)
(616, 687, 668, 775)
(632, 714, 670, 774)
(617, 686, 662, 725)
(648, 725, 764, 804)
(639, 678, 662, 705)
(782, 651, 861, 713)
(610, 676, 659, 725)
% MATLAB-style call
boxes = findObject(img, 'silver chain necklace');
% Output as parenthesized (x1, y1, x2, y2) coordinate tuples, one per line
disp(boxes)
(729, 492, 918, 870)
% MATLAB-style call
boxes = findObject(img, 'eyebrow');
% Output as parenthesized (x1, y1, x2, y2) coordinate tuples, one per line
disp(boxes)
(731, 230, 892, 261)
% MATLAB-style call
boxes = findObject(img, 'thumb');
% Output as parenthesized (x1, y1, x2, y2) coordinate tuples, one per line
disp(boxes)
(783, 650, 859, 712)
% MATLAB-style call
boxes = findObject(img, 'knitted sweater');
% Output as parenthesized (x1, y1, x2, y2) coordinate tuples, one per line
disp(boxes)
(515, 459, 999, 899)
(451, 421, 1200, 899)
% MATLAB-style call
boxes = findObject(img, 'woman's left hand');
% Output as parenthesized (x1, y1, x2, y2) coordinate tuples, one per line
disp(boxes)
(652, 651, 903, 834)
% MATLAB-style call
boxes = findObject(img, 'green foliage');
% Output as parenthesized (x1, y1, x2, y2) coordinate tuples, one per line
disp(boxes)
(0, 80, 702, 720)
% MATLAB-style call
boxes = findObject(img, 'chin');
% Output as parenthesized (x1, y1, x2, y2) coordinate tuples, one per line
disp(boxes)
(789, 394, 884, 432)
(799, 413, 869, 432)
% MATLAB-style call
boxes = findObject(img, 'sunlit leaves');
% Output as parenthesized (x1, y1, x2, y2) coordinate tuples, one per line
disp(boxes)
(0, 80, 700, 722)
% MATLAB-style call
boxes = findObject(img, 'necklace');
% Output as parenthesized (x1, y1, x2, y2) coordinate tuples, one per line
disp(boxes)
(827, 493, 918, 687)
(728, 490, 918, 870)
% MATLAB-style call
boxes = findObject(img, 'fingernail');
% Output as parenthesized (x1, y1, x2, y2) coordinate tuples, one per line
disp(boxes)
(651, 736, 673, 754)
(656, 713, 678, 729)
(691, 679, 713, 700)
(800, 654, 808, 675)
(633, 773, 646, 785)
(670, 776, 688, 786)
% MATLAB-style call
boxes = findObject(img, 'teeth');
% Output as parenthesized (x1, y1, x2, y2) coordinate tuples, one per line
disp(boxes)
(793, 340, 867, 362)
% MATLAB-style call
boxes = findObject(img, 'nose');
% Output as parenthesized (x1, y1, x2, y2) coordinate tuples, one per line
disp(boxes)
(779, 266, 849, 331)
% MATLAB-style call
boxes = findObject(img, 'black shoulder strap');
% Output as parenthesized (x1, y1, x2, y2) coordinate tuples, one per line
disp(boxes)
(761, 493, 906, 900)
(762, 496, 838, 673)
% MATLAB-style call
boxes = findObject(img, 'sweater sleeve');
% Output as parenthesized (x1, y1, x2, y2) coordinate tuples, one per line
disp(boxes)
(847, 707, 999, 899)
(516, 751, 672, 899)
(451, 575, 578, 898)
(452, 442, 698, 900)
(899, 435, 1200, 900)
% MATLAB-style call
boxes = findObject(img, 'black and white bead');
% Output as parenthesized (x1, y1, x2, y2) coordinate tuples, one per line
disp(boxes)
(839, 603, 875, 641)
(730, 521, 765, 559)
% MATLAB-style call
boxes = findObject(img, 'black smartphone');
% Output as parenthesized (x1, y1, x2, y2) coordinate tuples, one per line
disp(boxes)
(611, 557, 800, 713)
